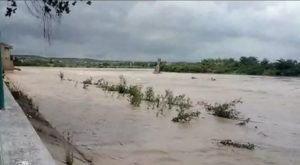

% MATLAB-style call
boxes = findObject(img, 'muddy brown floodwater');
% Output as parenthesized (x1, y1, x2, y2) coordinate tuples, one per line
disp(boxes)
(7, 67, 300, 165)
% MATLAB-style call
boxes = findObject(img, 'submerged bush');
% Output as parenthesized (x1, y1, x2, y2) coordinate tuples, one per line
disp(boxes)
(153, 94, 162, 109)
(171, 94, 198, 123)
(83, 83, 89, 89)
(172, 110, 200, 123)
(83, 77, 93, 85)
(160, 90, 193, 110)
(128, 85, 144, 107)
(164, 89, 175, 109)
(96, 76, 129, 94)
(199, 99, 242, 119)
(220, 139, 255, 150)
(69, 75, 200, 123)
(97, 80, 109, 90)
(237, 118, 250, 126)
(117, 75, 128, 94)
(107, 85, 118, 92)
(59, 71, 64, 80)
(174, 94, 193, 109)
(144, 87, 155, 102)
(94, 78, 104, 86)
(152, 91, 195, 119)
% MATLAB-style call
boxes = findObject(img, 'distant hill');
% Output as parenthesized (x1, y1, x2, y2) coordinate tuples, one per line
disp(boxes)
(13, 55, 48, 59)
(12, 55, 158, 68)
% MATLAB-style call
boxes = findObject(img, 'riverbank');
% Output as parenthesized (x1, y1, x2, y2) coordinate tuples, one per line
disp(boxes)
(5, 79, 93, 165)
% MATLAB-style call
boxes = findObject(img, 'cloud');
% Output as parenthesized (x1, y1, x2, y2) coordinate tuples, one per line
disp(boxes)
(1, 1, 300, 61)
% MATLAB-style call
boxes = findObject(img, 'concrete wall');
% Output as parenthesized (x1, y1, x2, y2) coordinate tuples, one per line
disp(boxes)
(0, 85, 56, 165)
(0, 44, 14, 71)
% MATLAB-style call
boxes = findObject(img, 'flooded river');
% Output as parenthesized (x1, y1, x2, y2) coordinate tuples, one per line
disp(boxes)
(7, 67, 300, 165)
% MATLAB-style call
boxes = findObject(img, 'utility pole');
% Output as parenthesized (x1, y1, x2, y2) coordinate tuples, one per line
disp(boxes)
(0, 32, 5, 109)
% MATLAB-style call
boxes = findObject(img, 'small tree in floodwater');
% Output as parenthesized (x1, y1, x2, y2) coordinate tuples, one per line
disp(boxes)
(164, 89, 175, 109)
(117, 75, 128, 94)
(59, 71, 64, 80)
(171, 94, 199, 123)
(144, 87, 155, 102)
(173, 94, 193, 109)
(128, 85, 144, 107)
(199, 99, 243, 119)
(172, 109, 200, 123)
(83, 77, 93, 85)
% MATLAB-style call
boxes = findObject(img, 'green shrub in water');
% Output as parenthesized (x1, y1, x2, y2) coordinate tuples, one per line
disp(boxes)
(117, 75, 128, 94)
(200, 99, 242, 119)
(172, 110, 200, 123)
(164, 89, 175, 109)
(144, 87, 155, 102)
(58, 71, 64, 80)
(83, 77, 92, 85)
(174, 94, 193, 109)
(128, 85, 144, 107)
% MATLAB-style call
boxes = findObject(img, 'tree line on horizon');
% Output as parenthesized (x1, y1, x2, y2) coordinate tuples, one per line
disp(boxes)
(12, 56, 156, 68)
(160, 56, 300, 76)
(13, 55, 300, 76)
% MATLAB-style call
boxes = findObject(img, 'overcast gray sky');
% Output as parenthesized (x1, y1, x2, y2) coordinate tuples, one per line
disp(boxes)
(1, 1, 300, 61)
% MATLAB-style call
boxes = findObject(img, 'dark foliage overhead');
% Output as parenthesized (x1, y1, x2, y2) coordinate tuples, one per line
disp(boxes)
(5, 0, 92, 17)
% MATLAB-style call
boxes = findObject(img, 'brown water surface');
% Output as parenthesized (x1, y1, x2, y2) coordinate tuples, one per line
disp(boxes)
(7, 67, 300, 165)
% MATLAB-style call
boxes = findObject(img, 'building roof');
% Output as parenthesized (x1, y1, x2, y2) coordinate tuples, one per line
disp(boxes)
(0, 42, 13, 49)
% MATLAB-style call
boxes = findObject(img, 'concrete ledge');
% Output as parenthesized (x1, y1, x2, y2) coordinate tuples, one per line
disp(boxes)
(0, 85, 56, 165)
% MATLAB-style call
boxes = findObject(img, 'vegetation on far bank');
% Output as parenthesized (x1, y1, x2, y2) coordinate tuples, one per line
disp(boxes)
(13, 55, 157, 68)
(160, 57, 300, 76)
(13, 55, 300, 76)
